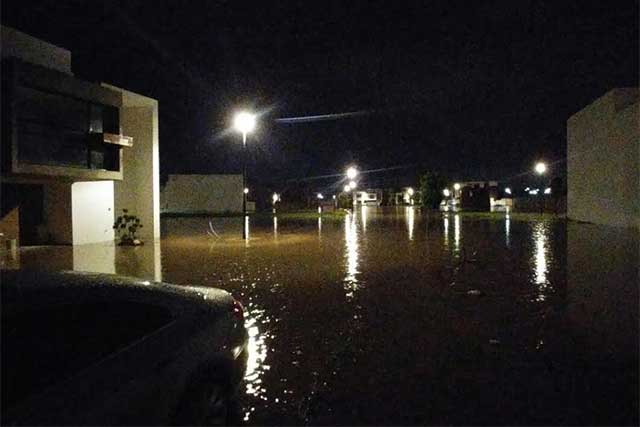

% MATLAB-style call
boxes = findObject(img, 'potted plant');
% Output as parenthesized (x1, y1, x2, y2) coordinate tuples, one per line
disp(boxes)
(113, 209, 144, 246)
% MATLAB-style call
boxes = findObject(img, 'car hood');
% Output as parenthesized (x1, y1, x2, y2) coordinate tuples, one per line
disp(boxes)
(1, 270, 235, 316)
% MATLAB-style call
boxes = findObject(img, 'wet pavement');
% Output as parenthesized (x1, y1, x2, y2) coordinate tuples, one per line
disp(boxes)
(3, 207, 639, 425)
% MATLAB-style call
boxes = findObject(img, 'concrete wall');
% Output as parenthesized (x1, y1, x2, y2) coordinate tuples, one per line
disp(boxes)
(567, 88, 639, 228)
(161, 174, 243, 214)
(1, 25, 72, 75)
(106, 85, 161, 242)
(43, 183, 73, 244)
(71, 181, 115, 245)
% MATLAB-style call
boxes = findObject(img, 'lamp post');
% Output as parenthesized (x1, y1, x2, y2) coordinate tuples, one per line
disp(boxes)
(407, 187, 414, 205)
(233, 111, 256, 239)
(345, 167, 358, 207)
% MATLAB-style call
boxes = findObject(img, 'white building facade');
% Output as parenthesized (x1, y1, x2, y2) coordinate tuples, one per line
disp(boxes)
(567, 88, 639, 228)
(161, 174, 243, 214)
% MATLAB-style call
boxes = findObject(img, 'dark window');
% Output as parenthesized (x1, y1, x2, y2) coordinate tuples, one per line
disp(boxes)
(15, 86, 88, 168)
(1, 302, 173, 409)
(12, 86, 121, 170)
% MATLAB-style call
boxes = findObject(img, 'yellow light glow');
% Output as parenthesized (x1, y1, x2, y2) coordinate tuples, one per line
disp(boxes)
(535, 161, 547, 175)
(344, 212, 359, 296)
(234, 111, 256, 134)
(453, 183, 461, 191)
(346, 167, 358, 179)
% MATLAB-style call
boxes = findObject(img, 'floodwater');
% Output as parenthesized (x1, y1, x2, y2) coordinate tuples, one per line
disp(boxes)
(4, 207, 639, 425)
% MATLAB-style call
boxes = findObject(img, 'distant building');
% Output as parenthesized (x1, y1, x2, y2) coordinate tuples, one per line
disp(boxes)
(394, 187, 418, 205)
(567, 88, 639, 228)
(0, 26, 160, 246)
(354, 189, 383, 206)
(442, 181, 498, 211)
(161, 174, 243, 214)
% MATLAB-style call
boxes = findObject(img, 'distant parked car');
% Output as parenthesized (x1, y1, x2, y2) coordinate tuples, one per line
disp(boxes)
(1, 270, 248, 426)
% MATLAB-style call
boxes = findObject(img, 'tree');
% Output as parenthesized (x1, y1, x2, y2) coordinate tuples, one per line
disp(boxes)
(419, 171, 448, 209)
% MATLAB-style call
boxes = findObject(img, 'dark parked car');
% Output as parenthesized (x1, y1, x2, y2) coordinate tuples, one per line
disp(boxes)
(1, 270, 248, 426)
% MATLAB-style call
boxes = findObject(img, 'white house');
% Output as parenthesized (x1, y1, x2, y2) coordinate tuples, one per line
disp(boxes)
(0, 26, 160, 246)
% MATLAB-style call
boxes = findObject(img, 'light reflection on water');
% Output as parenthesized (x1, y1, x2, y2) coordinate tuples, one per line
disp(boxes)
(443, 215, 449, 249)
(344, 212, 360, 298)
(532, 222, 550, 301)
(244, 215, 250, 244)
(453, 213, 461, 253)
(243, 303, 270, 421)
(406, 206, 415, 240)
(361, 205, 368, 233)
(505, 214, 511, 247)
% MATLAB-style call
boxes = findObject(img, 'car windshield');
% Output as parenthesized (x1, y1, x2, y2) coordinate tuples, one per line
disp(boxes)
(1, 301, 173, 409)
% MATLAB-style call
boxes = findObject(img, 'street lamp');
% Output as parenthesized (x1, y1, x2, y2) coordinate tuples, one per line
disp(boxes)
(349, 180, 357, 190)
(534, 161, 547, 214)
(344, 185, 351, 193)
(535, 161, 547, 175)
(406, 187, 415, 205)
(443, 188, 451, 197)
(453, 183, 461, 191)
(346, 166, 358, 180)
(233, 111, 256, 239)
(505, 187, 512, 195)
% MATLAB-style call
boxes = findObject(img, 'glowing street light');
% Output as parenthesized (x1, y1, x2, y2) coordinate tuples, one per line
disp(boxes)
(453, 183, 461, 191)
(443, 188, 451, 197)
(505, 187, 512, 195)
(407, 187, 414, 196)
(349, 180, 357, 190)
(344, 185, 351, 193)
(544, 187, 552, 195)
(346, 166, 358, 180)
(272, 193, 279, 203)
(535, 161, 547, 175)
(317, 193, 324, 199)
(233, 111, 256, 136)
(233, 110, 257, 240)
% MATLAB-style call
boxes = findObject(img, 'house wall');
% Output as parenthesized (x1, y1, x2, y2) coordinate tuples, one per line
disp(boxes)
(107, 85, 161, 242)
(161, 174, 243, 214)
(567, 88, 639, 228)
(71, 181, 115, 245)
(43, 183, 73, 244)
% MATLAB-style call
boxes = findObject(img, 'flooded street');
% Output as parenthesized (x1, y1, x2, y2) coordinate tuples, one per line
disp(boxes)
(5, 207, 638, 425)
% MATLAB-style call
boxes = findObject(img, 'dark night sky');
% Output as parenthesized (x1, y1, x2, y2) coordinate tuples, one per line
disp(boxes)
(2, 0, 638, 191)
